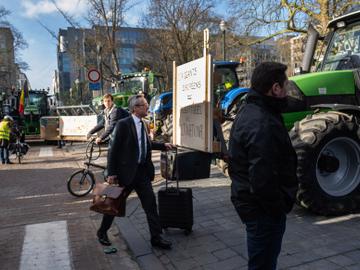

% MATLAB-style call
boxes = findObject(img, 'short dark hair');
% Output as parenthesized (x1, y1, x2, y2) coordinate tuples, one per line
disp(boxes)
(103, 93, 114, 101)
(251, 62, 288, 94)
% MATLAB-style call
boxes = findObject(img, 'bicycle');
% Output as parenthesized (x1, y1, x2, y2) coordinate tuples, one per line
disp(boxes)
(10, 131, 29, 164)
(67, 138, 106, 197)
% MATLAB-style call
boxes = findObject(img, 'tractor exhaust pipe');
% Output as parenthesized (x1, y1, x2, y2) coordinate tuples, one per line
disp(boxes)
(301, 24, 319, 74)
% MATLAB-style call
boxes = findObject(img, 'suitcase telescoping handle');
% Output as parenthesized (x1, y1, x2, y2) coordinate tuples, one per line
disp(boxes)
(165, 148, 179, 191)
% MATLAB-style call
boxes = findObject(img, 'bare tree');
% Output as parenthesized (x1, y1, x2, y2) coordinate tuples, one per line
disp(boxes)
(46, 0, 134, 84)
(140, 0, 219, 86)
(0, 6, 10, 18)
(87, 0, 134, 79)
(227, 0, 360, 45)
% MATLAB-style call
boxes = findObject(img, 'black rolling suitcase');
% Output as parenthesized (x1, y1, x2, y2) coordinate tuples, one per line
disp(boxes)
(158, 150, 193, 234)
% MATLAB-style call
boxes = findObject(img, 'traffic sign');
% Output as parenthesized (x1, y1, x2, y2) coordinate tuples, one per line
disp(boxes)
(89, 82, 101, 90)
(87, 69, 101, 83)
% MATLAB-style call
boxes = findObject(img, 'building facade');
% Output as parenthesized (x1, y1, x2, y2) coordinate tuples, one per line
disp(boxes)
(57, 26, 149, 104)
(290, 35, 306, 74)
(0, 27, 16, 94)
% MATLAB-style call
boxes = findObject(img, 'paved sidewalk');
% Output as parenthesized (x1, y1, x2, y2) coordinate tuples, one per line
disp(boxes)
(114, 165, 360, 270)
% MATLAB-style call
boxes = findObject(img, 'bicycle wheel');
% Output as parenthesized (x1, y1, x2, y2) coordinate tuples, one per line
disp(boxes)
(67, 169, 95, 197)
(16, 145, 22, 164)
(85, 140, 101, 160)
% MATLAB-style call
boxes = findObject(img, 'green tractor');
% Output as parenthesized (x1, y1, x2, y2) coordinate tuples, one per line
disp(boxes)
(281, 8, 360, 215)
(92, 70, 166, 111)
(23, 90, 51, 138)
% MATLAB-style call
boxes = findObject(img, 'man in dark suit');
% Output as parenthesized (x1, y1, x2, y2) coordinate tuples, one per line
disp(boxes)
(87, 93, 129, 144)
(97, 94, 173, 249)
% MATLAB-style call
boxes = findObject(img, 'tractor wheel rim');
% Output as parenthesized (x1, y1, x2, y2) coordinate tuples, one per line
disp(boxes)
(316, 137, 360, 197)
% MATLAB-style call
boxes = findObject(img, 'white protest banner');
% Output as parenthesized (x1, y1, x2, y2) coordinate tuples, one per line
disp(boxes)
(173, 54, 213, 152)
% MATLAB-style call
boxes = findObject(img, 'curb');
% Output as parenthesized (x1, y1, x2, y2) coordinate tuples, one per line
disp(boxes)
(114, 199, 166, 270)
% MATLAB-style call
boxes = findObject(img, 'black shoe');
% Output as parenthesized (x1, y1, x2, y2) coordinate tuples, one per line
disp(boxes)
(151, 236, 172, 250)
(97, 231, 111, 246)
(5, 161, 13, 164)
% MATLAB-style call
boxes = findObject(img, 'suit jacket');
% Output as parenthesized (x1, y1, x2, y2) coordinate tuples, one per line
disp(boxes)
(107, 115, 166, 186)
(88, 106, 129, 141)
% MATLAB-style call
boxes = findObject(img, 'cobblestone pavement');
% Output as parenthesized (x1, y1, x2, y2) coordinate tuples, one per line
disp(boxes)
(114, 157, 360, 270)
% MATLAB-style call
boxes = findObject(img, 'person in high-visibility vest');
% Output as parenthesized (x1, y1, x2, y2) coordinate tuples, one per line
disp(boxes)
(0, 115, 14, 164)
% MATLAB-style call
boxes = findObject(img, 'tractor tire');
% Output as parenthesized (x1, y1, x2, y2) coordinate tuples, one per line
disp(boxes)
(290, 111, 360, 216)
(216, 96, 244, 176)
(161, 114, 173, 143)
(216, 120, 232, 176)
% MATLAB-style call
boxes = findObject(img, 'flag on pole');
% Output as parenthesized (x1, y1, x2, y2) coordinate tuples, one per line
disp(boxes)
(19, 85, 25, 115)
(19, 88, 24, 114)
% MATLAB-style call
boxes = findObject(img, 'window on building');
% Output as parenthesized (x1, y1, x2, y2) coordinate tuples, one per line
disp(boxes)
(0, 38, 5, 49)
(118, 47, 134, 65)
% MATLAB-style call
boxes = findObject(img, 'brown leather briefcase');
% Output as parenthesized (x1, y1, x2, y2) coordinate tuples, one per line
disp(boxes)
(90, 182, 128, 217)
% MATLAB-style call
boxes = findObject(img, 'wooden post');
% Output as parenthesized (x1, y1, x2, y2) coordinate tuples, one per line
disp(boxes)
(172, 61, 177, 145)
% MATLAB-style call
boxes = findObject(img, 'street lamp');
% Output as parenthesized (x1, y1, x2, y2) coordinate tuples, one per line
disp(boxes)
(96, 43, 104, 96)
(219, 20, 227, 61)
(75, 78, 82, 104)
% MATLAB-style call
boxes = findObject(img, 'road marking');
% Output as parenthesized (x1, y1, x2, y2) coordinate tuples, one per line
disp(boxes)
(39, 147, 53, 157)
(315, 213, 360, 225)
(20, 220, 71, 270)
(15, 193, 67, 200)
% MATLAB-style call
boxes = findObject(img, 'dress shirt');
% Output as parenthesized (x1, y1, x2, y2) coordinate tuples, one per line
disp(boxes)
(132, 114, 147, 163)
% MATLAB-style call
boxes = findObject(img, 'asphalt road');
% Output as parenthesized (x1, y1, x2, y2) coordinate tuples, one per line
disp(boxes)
(0, 142, 139, 270)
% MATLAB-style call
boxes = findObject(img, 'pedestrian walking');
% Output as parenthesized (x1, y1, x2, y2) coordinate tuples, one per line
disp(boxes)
(228, 62, 298, 270)
(87, 93, 129, 144)
(96, 94, 174, 250)
(0, 115, 14, 164)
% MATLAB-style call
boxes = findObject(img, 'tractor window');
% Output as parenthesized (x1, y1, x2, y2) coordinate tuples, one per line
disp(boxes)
(323, 23, 360, 71)
(118, 78, 144, 94)
(148, 76, 165, 96)
(28, 94, 46, 107)
(286, 81, 306, 112)
(214, 67, 239, 92)
(213, 66, 240, 104)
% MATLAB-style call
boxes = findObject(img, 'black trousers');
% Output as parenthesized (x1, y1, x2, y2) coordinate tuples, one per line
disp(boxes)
(98, 165, 162, 239)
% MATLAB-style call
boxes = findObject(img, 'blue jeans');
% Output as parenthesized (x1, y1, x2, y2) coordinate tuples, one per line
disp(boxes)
(0, 146, 9, 163)
(244, 213, 286, 270)
(0, 139, 9, 163)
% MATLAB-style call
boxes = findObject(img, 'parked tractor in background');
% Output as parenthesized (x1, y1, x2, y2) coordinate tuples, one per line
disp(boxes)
(219, 9, 360, 216)
(23, 89, 52, 138)
(92, 70, 166, 112)
(0, 89, 54, 140)
(284, 8, 360, 216)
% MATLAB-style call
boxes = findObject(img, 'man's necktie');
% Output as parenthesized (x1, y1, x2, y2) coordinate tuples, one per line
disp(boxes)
(140, 121, 146, 163)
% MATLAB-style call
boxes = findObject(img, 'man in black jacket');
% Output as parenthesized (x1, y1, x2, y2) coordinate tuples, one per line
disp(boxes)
(97, 94, 174, 249)
(228, 62, 298, 270)
(87, 93, 129, 144)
